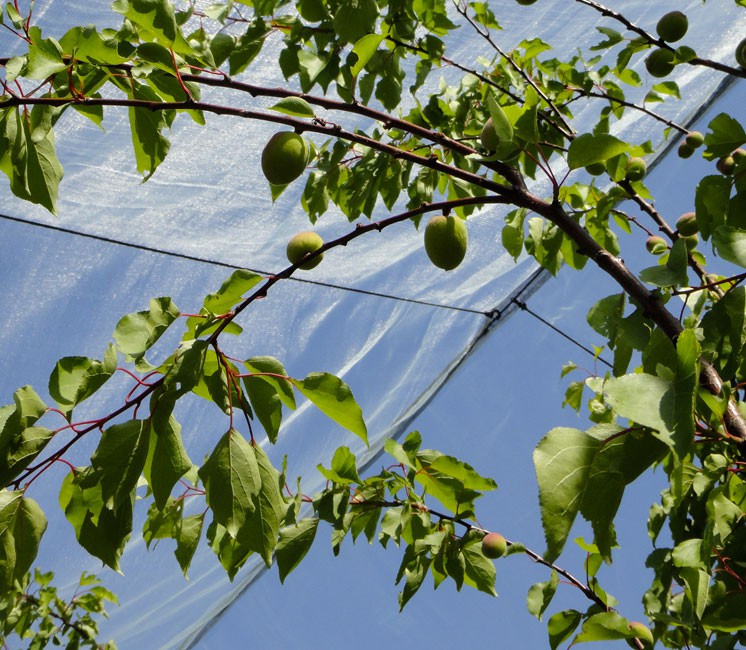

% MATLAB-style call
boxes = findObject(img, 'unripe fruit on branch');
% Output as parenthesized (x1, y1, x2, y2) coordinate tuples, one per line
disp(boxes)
(656, 11, 688, 43)
(676, 212, 698, 236)
(685, 131, 704, 148)
(286, 231, 324, 270)
(682, 234, 699, 251)
(645, 236, 667, 255)
(626, 622, 654, 649)
(424, 215, 468, 271)
(717, 155, 735, 175)
(625, 157, 647, 182)
(736, 38, 746, 68)
(481, 532, 507, 559)
(480, 117, 499, 152)
(645, 48, 675, 78)
(678, 143, 694, 159)
(261, 132, 309, 186)
(733, 148, 746, 163)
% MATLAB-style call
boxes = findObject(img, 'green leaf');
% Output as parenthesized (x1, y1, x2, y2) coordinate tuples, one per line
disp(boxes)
(427, 455, 497, 491)
(0, 491, 47, 595)
(604, 371, 692, 457)
(276, 518, 319, 583)
(269, 97, 316, 118)
(533, 427, 601, 562)
(90, 420, 150, 509)
(350, 33, 384, 76)
(244, 357, 296, 410)
(291, 372, 367, 444)
(0, 107, 64, 214)
(547, 609, 582, 650)
(59, 469, 132, 572)
(713, 226, 746, 268)
(462, 544, 496, 596)
(574, 611, 635, 643)
(162, 339, 208, 397)
(25, 27, 67, 80)
(113, 297, 180, 364)
(112, 0, 193, 54)
(48, 346, 117, 416)
(174, 512, 204, 577)
(236, 445, 286, 566)
(59, 25, 128, 64)
(333, 0, 378, 43)
(317, 446, 362, 484)
(198, 429, 261, 537)
(242, 375, 283, 444)
(567, 133, 630, 170)
(639, 237, 689, 287)
(146, 408, 192, 510)
(396, 544, 430, 609)
(0, 426, 53, 487)
(705, 112, 746, 159)
(527, 571, 559, 621)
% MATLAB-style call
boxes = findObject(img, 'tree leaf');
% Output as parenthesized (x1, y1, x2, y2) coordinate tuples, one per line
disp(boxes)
(291, 372, 367, 443)
(527, 571, 559, 621)
(350, 33, 384, 76)
(174, 513, 205, 577)
(236, 445, 286, 566)
(276, 517, 319, 583)
(533, 427, 601, 562)
(0, 491, 47, 595)
(547, 610, 582, 650)
(317, 445, 362, 484)
(244, 357, 296, 410)
(198, 429, 261, 538)
(269, 97, 316, 118)
(90, 420, 150, 509)
(146, 408, 192, 510)
(113, 297, 180, 363)
(462, 544, 496, 596)
(48, 346, 117, 416)
(567, 133, 630, 169)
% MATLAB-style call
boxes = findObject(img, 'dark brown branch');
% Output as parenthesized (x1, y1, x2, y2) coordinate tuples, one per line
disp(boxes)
(9, 194, 509, 489)
(574, 0, 746, 78)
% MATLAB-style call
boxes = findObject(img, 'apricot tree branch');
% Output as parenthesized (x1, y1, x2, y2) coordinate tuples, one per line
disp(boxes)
(7, 194, 511, 490)
(574, 0, 746, 78)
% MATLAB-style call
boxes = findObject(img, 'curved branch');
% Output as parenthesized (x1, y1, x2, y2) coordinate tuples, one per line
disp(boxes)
(574, 0, 746, 78)
(8, 194, 510, 490)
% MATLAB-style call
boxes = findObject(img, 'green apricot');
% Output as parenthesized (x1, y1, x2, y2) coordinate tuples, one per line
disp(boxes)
(717, 155, 735, 175)
(585, 162, 606, 176)
(682, 233, 699, 251)
(678, 142, 694, 159)
(626, 622, 654, 649)
(656, 11, 688, 43)
(424, 215, 468, 271)
(480, 117, 499, 151)
(481, 532, 507, 559)
(286, 231, 324, 270)
(645, 48, 676, 78)
(733, 148, 746, 162)
(261, 131, 309, 186)
(676, 212, 698, 236)
(685, 131, 704, 148)
(736, 37, 746, 68)
(646, 236, 668, 255)
(625, 157, 647, 182)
